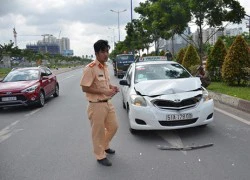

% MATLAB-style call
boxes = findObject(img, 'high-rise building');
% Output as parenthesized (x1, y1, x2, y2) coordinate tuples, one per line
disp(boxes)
(158, 27, 191, 54)
(26, 36, 73, 56)
(58, 37, 70, 53)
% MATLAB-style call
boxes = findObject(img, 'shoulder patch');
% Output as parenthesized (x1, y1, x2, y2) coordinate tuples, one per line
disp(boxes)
(88, 62, 96, 68)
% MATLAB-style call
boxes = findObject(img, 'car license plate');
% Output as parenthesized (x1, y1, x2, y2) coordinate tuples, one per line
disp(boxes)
(167, 113, 192, 121)
(2, 96, 17, 101)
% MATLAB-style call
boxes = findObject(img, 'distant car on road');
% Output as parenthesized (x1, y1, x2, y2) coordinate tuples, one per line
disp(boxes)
(113, 54, 134, 78)
(119, 61, 214, 134)
(0, 66, 59, 109)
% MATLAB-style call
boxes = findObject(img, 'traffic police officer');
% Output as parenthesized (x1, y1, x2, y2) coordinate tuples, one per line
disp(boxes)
(80, 40, 119, 166)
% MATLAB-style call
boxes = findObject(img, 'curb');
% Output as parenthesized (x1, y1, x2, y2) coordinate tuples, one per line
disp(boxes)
(209, 91, 250, 114)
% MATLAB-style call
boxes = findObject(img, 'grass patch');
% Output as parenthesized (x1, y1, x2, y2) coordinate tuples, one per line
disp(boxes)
(207, 82, 250, 101)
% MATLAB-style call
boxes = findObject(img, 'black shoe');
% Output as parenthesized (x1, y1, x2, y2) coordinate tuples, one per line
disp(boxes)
(105, 148, 115, 154)
(97, 158, 112, 166)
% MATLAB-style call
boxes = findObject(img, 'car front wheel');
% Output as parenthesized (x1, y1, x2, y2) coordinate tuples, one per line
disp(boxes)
(37, 91, 45, 107)
(129, 127, 139, 134)
(53, 84, 59, 97)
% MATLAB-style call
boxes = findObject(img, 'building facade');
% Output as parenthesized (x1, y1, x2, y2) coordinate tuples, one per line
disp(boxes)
(26, 35, 73, 56)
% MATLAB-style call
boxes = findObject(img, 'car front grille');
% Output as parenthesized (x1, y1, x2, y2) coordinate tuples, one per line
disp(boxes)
(159, 118, 198, 126)
(151, 95, 202, 110)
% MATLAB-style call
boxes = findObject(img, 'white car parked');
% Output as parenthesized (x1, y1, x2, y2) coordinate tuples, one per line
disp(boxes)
(119, 61, 214, 134)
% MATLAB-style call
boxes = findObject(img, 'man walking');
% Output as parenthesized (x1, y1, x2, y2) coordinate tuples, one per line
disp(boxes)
(80, 40, 119, 166)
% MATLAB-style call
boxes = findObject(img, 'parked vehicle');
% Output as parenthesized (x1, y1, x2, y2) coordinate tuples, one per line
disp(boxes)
(119, 61, 214, 134)
(0, 66, 59, 109)
(113, 54, 134, 78)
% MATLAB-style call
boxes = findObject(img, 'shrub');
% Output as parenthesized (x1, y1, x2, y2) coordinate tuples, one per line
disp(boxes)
(222, 35, 250, 85)
(206, 38, 227, 81)
(176, 48, 186, 64)
(182, 45, 200, 71)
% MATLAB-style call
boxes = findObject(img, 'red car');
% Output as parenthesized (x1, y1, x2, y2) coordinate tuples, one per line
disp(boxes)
(0, 66, 59, 109)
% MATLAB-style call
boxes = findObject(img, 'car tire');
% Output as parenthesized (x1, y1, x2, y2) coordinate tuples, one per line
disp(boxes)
(53, 84, 59, 97)
(37, 91, 45, 107)
(129, 127, 139, 134)
(123, 101, 126, 109)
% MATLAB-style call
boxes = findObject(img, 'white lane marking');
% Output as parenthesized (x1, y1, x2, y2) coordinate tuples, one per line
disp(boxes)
(25, 108, 41, 117)
(157, 131, 187, 155)
(215, 107, 250, 126)
(58, 75, 75, 82)
(0, 120, 23, 143)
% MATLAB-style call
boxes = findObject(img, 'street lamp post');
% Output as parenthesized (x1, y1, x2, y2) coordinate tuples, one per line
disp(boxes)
(108, 27, 116, 49)
(246, 14, 250, 38)
(130, 0, 133, 22)
(110, 9, 127, 42)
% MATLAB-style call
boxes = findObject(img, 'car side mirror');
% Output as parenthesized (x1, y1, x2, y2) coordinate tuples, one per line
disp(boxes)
(119, 80, 129, 86)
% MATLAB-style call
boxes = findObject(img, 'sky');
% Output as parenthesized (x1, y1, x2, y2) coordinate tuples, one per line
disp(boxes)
(0, 0, 249, 57)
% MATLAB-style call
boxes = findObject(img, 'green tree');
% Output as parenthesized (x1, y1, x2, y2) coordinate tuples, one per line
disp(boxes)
(220, 35, 236, 49)
(22, 49, 36, 64)
(135, 1, 162, 55)
(182, 45, 200, 71)
(134, 0, 245, 62)
(126, 19, 152, 55)
(206, 38, 227, 81)
(222, 35, 250, 85)
(189, 0, 245, 62)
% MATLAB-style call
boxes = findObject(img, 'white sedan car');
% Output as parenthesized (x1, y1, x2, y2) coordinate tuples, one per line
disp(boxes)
(119, 61, 214, 133)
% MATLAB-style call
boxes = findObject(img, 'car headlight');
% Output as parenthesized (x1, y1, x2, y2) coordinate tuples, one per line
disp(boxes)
(21, 84, 39, 93)
(202, 88, 210, 101)
(130, 95, 147, 107)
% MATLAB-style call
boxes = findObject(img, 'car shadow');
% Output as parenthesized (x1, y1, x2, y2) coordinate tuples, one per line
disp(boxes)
(0, 96, 56, 114)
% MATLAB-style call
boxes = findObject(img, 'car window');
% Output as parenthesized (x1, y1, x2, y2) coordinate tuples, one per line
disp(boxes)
(2, 69, 40, 82)
(45, 68, 52, 75)
(126, 65, 133, 84)
(125, 65, 132, 78)
(134, 63, 191, 83)
(40, 68, 46, 76)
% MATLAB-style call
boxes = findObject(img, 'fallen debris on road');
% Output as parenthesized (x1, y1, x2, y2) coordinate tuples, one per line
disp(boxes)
(157, 143, 214, 151)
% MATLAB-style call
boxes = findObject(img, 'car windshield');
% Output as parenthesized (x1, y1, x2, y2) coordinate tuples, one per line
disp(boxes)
(134, 63, 191, 83)
(117, 55, 134, 65)
(2, 69, 40, 82)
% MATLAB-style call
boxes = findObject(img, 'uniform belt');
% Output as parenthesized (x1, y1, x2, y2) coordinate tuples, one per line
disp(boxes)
(89, 99, 109, 103)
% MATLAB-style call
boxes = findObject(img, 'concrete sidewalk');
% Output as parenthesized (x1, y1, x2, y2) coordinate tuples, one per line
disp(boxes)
(209, 91, 250, 114)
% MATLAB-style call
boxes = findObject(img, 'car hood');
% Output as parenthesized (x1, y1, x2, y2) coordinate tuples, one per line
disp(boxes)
(0, 80, 39, 92)
(134, 77, 201, 96)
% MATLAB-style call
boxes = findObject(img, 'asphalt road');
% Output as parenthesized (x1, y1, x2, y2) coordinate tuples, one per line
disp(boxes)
(0, 64, 250, 180)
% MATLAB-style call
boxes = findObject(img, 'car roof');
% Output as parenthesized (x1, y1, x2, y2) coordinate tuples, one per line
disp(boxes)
(134, 60, 178, 66)
(117, 54, 133, 56)
(11, 66, 47, 71)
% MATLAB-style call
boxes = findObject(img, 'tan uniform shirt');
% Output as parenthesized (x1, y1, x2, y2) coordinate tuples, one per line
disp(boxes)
(80, 60, 111, 102)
